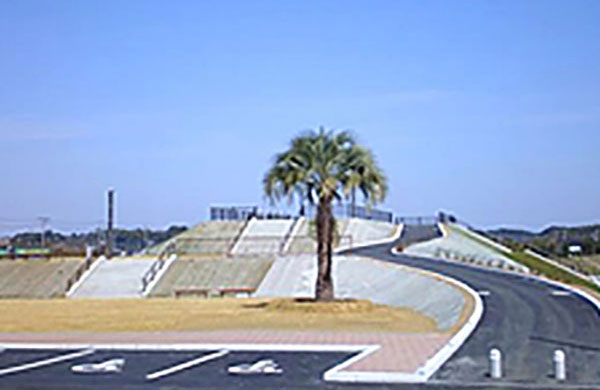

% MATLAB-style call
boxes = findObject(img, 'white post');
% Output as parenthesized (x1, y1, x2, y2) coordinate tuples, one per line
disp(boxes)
(554, 350, 566, 381)
(489, 348, 502, 379)
(85, 245, 94, 261)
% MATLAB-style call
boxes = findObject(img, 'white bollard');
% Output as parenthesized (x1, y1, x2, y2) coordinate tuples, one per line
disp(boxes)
(554, 349, 566, 381)
(489, 348, 502, 379)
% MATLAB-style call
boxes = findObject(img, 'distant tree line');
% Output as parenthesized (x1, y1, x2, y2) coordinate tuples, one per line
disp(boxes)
(4, 225, 188, 256)
(488, 224, 600, 258)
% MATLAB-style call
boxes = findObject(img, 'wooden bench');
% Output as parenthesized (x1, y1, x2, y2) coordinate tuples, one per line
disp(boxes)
(218, 287, 256, 297)
(173, 287, 210, 298)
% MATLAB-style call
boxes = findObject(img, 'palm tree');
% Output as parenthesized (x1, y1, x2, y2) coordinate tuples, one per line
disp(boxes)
(263, 128, 387, 301)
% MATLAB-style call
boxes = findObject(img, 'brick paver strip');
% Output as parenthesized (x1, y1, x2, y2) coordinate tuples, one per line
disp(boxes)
(0, 331, 450, 373)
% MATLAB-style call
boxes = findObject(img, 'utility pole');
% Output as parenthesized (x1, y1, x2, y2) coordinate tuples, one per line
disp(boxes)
(37, 216, 50, 248)
(106, 188, 115, 258)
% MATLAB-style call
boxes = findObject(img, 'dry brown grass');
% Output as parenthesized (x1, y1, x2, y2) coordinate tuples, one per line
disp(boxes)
(0, 298, 437, 333)
(582, 255, 600, 265)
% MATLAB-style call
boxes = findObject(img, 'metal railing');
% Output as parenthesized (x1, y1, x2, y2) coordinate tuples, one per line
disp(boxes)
(395, 216, 440, 226)
(65, 255, 96, 293)
(141, 243, 176, 293)
(306, 204, 393, 223)
(210, 206, 258, 221)
(210, 204, 393, 223)
(141, 258, 166, 293)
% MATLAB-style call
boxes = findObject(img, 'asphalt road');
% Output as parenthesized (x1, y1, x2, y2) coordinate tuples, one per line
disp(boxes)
(0, 349, 356, 390)
(349, 225, 600, 387)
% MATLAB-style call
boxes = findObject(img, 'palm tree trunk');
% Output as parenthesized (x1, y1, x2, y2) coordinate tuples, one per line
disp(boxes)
(316, 196, 334, 301)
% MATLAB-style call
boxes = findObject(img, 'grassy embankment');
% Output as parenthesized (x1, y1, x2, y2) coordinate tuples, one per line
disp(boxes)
(448, 224, 600, 294)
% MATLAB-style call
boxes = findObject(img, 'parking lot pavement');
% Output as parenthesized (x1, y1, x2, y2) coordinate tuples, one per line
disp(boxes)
(0, 348, 356, 390)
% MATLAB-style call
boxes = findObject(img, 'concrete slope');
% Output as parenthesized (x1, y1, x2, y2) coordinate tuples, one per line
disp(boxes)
(404, 223, 527, 272)
(341, 218, 396, 247)
(255, 255, 465, 330)
(0, 260, 81, 298)
(69, 258, 154, 299)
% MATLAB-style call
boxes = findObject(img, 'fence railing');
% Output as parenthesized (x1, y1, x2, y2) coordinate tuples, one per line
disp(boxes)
(210, 206, 258, 221)
(210, 204, 394, 223)
(395, 216, 440, 225)
(306, 204, 393, 223)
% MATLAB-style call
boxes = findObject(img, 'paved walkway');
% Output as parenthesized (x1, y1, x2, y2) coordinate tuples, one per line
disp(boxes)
(0, 330, 450, 374)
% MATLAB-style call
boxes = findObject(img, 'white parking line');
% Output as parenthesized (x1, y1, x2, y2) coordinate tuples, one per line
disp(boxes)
(0, 349, 94, 376)
(145, 349, 229, 381)
(478, 290, 491, 296)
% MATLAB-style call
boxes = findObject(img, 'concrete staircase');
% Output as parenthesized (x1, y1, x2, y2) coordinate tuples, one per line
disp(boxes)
(69, 258, 155, 299)
(231, 218, 295, 255)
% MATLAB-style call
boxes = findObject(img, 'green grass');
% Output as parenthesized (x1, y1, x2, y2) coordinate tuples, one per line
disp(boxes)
(446, 224, 600, 294)
(507, 251, 600, 293)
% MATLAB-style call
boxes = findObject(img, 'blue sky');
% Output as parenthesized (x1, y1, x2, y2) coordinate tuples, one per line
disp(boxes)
(1, 0, 599, 234)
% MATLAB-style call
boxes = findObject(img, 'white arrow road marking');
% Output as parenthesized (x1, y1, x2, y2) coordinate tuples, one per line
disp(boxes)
(0, 349, 94, 376)
(146, 349, 229, 381)
(551, 290, 572, 297)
